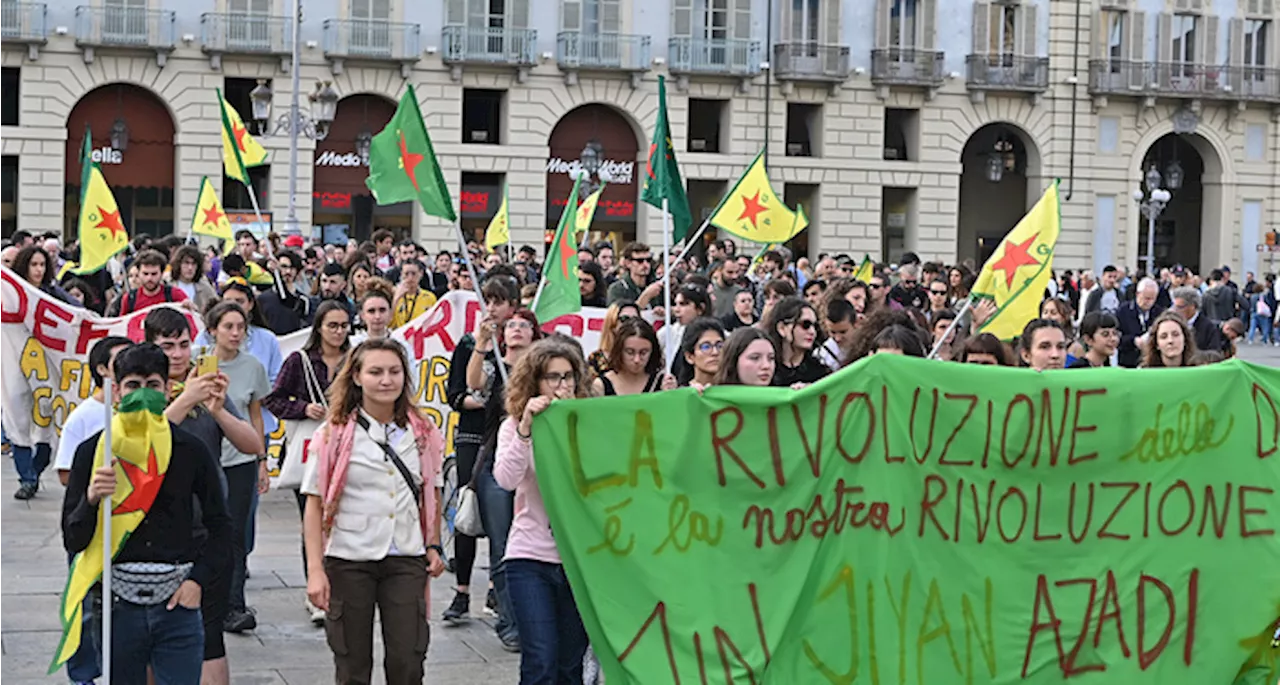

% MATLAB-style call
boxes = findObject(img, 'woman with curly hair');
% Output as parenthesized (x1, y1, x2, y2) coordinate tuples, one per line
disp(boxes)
(843, 309, 930, 364)
(169, 244, 218, 312)
(1142, 311, 1198, 368)
(494, 337, 595, 684)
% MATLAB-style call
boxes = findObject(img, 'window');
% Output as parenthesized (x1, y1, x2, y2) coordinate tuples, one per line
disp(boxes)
(1105, 10, 1125, 71)
(883, 108, 918, 161)
(1, 156, 16, 238)
(463, 89, 503, 144)
(790, 0, 820, 44)
(699, 0, 728, 42)
(1244, 19, 1269, 80)
(350, 0, 391, 54)
(1, 68, 17, 126)
(223, 77, 263, 131)
(687, 99, 725, 153)
(988, 4, 1016, 61)
(224, 166, 270, 210)
(786, 103, 821, 157)
(103, 0, 148, 44)
(889, 0, 917, 54)
(582, 0, 620, 34)
(1171, 13, 1196, 75)
(488, 0, 505, 29)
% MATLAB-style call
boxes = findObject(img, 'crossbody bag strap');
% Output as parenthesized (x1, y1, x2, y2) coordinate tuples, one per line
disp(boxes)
(301, 354, 327, 408)
(354, 414, 422, 508)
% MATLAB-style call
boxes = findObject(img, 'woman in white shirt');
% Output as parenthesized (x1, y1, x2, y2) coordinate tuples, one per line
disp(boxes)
(302, 338, 446, 685)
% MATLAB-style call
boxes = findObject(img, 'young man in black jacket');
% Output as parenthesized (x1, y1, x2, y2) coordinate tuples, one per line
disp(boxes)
(62, 343, 231, 684)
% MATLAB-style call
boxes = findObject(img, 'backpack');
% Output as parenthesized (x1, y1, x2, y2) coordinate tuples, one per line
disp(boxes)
(122, 285, 175, 315)
(1256, 296, 1272, 319)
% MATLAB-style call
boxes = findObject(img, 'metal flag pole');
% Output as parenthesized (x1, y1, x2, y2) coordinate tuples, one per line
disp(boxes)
(455, 221, 508, 385)
(674, 215, 714, 264)
(242, 178, 288, 300)
(928, 296, 975, 360)
(100, 376, 113, 685)
(661, 198, 675, 376)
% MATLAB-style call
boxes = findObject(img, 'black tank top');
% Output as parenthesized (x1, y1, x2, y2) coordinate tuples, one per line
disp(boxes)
(601, 372, 661, 396)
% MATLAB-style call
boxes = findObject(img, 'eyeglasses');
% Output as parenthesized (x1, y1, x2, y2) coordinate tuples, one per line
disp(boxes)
(506, 320, 533, 330)
(697, 341, 724, 353)
(789, 319, 817, 331)
(323, 322, 351, 332)
(618, 314, 637, 323)
(541, 372, 576, 387)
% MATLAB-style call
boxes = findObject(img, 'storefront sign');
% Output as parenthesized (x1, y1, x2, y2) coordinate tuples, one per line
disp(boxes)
(89, 147, 123, 165)
(545, 158, 635, 185)
(550, 196, 635, 219)
(460, 190, 491, 215)
(315, 150, 366, 167)
(313, 191, 352, 210)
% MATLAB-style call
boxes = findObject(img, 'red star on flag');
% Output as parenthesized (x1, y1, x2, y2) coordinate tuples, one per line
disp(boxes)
(112, 446, 164, 516)
(557, 224, 575, 279)
(232, 121, 250, 153)
(201, 205, 225, 227)
(990, 234, 1041, 289)
(737, 191, 767, 229)
(398, 130, 424, 191)
(95, 207, 125, 240)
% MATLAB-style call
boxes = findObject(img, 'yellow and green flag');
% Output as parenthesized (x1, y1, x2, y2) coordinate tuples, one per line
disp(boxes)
(73, 126, 128, 275)
(50, 388, 172, 673)
(708, 150, 807, 243)
(485, 186, 510, 250)
(218, 89, 268, 185)
(191, 177, 234, 254)
(970, 181, 1062, 341)
(533, 174, 583, 323)
(852, 254, 875, 283)
(575, 184, 605, 242)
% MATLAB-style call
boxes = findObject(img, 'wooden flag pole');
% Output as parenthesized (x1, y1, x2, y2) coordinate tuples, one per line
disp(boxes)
(661, 198, 675, 376)
(455, 221, 508, 385)
(100, 376, 113, 685)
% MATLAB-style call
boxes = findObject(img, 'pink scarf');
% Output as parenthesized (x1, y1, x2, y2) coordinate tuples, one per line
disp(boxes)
(310, 410, 445, 562)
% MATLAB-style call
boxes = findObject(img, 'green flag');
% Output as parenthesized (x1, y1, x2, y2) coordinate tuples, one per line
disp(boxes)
(530, 356, 1280, 684)
(640, 75, 692, 242)
(366, 84, 456, 222)
(534, 175, 583, 323)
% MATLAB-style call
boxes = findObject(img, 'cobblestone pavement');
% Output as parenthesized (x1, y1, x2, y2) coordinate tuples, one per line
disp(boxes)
(4, 343, 1275, 683)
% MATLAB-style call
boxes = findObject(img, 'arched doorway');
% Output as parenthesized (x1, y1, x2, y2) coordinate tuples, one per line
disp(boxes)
(1136, 133, 1207, 273)
(64, 83, 176, 238)
(311, 93, 406, 244)
(956, 123, 1041, 267)
(546, 104, 641, 251)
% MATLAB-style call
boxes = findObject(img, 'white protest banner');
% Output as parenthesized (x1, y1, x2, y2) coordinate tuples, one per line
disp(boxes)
(1, 267, 202, 451)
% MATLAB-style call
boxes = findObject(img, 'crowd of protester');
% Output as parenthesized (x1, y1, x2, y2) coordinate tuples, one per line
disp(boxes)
(2, 223, 1271, 685)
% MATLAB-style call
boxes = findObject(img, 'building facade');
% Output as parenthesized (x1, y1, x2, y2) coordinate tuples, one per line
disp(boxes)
(1, 0, 1277, 274)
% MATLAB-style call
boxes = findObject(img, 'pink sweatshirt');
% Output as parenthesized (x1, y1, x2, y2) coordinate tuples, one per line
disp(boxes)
(493, 416, 561, 565)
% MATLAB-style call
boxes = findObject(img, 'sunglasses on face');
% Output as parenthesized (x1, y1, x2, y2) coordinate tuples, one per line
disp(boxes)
(931, 289, 948, 296)
(902, 279, 918, 286)
(789, 319, 817, 331)
(869, 282, 885, 289)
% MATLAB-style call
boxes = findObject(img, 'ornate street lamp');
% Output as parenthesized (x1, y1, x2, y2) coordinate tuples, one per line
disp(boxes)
(109, 117, 129, 151)
(355, 128, 373, 165)
(1134, 168, 1173, 277)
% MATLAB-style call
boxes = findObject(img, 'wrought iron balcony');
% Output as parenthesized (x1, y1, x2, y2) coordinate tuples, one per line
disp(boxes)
(1087, 60, 1277, 101)
(773, 43, 850, 84)
(75, 5, 175, 65)
(870, 48, 945, 96)
(556, 32, 650, 86)
(200, 12, 292, 70)
(442, 25, 536, 81)
(668, 37, 760, 91)
(2, 1, 47, 56)
(324, 19, 420, 76)
(965, 55, 1049, 94)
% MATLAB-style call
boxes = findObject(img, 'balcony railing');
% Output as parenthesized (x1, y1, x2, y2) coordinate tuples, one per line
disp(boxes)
(201, 13, 291, 55)
(2, 1, 48, 44)
(1089, 60, 1280, 102)
(870, 48, 945, 88)
(441, 25, 537, 67)
(324, 19, 419, 63)
(556, 32, 649, 72)
(668, 37, 760, 78)
(773, 43, 849, 82)
(966, 55, 1049, 92)
(75, 5, 174, 63)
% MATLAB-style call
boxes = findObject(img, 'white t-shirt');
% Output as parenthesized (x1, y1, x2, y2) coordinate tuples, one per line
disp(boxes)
(55, 396, 105, 472)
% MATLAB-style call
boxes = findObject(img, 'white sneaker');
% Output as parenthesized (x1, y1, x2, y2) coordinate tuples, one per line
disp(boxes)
(306, 598, 326, 626)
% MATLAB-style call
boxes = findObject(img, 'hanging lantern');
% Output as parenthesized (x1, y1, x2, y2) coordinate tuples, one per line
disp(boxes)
(1164, 160, 1184, 191)
(249, 79, 273, 132)
(109, 117, 129, 151)
(985, 153, 1004, 183)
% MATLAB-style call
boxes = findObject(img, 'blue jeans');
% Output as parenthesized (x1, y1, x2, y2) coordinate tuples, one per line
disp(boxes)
(1248, 315, 1273, 344)
(506, 559, 588, 685)
(66, 554, 102, 682)
(476, 454, 517, 641)
(109, 599, 204, 685)
(13, 442, 50, 487)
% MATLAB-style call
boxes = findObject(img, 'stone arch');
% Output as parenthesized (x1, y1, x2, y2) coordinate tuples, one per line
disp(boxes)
(545, 102, 645, 243)
(955, 121, 1044, 266)
(525, 82, 653, 148)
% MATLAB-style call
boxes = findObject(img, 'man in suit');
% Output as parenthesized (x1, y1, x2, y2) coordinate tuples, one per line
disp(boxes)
(1170, 285, 1226, 354)
(1117, 278, 1165, 367)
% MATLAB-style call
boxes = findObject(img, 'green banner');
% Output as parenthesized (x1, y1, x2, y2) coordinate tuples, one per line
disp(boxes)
(532, 356, 1280, 684)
